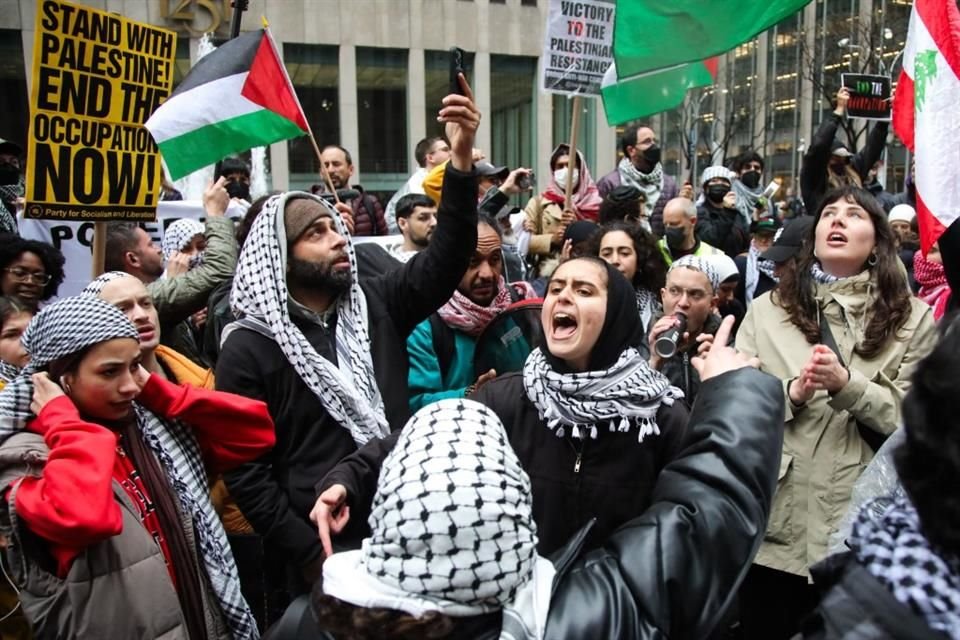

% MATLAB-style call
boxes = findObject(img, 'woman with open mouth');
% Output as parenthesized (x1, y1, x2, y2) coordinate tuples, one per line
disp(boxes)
(735, 185, 939, 640)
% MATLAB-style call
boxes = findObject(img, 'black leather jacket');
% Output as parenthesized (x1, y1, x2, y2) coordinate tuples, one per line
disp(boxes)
(268, 367, 784, 640)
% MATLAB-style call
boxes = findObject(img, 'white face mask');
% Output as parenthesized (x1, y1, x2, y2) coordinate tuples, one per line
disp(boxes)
(553, 168, 580, 190)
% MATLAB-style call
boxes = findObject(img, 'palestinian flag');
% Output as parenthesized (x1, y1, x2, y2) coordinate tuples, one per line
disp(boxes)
(601, 58, 718, 126)
(892, 0, 960, 253)
(613, 1, 811, 79)
(145, 29, 309, 180)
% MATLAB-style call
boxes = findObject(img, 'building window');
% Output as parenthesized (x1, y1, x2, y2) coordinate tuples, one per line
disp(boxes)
(284, 43, 340, 189)
(521, 0, 538, 5)
(424, 50, 475, 141)
(356, 47, 408, 191)
(490, 55, 537, 177)
(0, 30, 29, 152)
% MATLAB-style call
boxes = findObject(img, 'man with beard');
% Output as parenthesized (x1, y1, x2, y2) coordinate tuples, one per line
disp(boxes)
(319, 145, 388, 236)
(391, 193, 437, 263)
(407, 216, 536, 411)
(0, 139, 23, 235)
(214, 81, 481, 603)
(596, 124, 679, 236)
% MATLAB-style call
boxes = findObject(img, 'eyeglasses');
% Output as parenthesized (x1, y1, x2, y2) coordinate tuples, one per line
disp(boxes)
(4, 267, 51, 285)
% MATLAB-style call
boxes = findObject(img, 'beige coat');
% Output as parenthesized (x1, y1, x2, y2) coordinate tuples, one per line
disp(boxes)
(524, 195, 565, 278)
(736, 272, 937, 577)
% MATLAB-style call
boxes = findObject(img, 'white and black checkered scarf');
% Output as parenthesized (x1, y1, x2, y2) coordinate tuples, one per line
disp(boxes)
(323, 399, 554, 640)
(0, 296, 258, 640)
(0, 178, 22, 236)
(850, 494, 960, 638)
(229, 192, 389, 446)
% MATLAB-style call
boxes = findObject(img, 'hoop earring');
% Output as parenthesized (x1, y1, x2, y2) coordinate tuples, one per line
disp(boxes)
(867, 250, 878, 267)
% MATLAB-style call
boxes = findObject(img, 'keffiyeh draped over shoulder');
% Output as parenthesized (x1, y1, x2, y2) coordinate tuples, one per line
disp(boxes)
(323, 399, 554, 640)
(0, 297, 259, 640)
(229, 192, 389, 445)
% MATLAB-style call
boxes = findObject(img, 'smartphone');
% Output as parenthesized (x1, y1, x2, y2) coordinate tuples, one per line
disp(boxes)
(517, 171, 535, 190)
(449, 47, 466, 96)
(762, 180, 781, 199)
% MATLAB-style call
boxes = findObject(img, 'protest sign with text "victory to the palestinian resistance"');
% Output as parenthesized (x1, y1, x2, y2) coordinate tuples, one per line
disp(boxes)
(25, 0, 176, 222)
(541, 0, 615, 96)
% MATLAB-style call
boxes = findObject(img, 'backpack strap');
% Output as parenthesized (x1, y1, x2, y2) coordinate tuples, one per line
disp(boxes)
(429, 314, 456, 382)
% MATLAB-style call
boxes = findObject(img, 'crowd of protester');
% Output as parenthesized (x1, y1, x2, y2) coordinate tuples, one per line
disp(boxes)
(0, 78, 956, 640)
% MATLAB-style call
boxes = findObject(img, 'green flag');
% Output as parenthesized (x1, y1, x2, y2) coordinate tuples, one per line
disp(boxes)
(614, 1, 811, 77)
(601, 58, 718, 125)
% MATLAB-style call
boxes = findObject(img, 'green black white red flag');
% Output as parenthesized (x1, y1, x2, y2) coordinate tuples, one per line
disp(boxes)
(145, 29, 309, 180)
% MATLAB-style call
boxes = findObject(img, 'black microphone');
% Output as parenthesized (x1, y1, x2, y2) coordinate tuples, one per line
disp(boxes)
(654, 312, 687, 359)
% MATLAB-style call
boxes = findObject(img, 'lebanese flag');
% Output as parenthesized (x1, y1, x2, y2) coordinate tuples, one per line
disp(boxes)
(892, 0, 960, 253)
(601, 57, 719, 126)
(145, 29, 309, 180)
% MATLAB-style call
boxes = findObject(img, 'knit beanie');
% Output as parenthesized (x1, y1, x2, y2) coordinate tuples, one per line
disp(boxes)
(283, 196, 326, 243)
(701, 165, 735, 187)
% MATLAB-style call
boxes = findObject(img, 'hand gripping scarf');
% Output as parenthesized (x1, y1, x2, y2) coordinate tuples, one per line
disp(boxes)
(850, 494, 960, 639)
(437, 278, 537, 337)
(524, 258, 682, 443)
(229, 192, 389, 445)
(0, 296, 259, 640)
(161, 218, 206, 267)
(322, 399, 555, 640)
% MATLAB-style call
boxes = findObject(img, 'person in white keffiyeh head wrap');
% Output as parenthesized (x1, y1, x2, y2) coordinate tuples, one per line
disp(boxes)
(217, 78, 483, 601)
(317, 399, 555, 640)
(0, 296, 271, 640)
(162, 218, 206, 270)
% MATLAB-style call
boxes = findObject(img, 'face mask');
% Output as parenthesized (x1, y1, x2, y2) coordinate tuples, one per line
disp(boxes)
(740, 170, 761, 189)
(665, 227, 686, 249)
(0, 163, 20, 186)
(225, 180, 251, 201)
(553, 168, 579, 190)
(706, 184, 731, 203)
(641, 144, 661, 167)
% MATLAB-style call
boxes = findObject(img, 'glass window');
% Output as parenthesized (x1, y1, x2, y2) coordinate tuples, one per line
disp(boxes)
(490, 55, 537, 177)
(552, 94, 597, 178)
(171, 38, 192, 87)
(284, 43, 340, 188)
(424, 49, 475, 141)
(0, 30, 29, 151)
(356, 47, 408, 195)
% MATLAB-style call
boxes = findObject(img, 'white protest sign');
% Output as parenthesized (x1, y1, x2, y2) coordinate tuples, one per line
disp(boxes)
(19, 200, 248, 298)
(541, 0, 616, 96)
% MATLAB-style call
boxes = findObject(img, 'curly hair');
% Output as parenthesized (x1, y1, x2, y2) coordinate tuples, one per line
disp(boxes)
(312, 591, 455, 640)
(773, 186, 912, 359)
(0, 234, 66, 302)
(589, 221, 667, 295)
(896, 314, 960, 555)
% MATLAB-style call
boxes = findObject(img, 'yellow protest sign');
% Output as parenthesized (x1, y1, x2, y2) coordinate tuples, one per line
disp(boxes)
(25, 0, 176, 221)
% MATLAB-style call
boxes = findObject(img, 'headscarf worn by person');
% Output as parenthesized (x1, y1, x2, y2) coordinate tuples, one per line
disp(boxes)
(523, 257, 681, 442)
(540, 144, 603, 220)
(161, 218, 206, 268)
(81, 270, 135, 297)
(322, 398, 554, 640)
(0, 296, 258, 640)
(668, 255, 722, 294)
(228, 192, 389, 445)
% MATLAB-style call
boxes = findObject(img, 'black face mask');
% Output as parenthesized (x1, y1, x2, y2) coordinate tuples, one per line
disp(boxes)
(665, 227, 686, 249)
(706, 184, 730, 203)
(225, 180, 251, 201)
(641, 144, 661, 167)
(740, 170, 761, 189)
(0, 163, 20, 186)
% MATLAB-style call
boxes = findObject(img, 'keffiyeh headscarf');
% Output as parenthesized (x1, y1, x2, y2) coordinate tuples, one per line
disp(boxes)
(618, 158, 664, 219)
(744, 241, 778, 305)
(0, 297, 259, 640)
(541, 145, 603, 220)
(322, 399, 554, 640)
(81, 270, 136, 297)
(0, 176, 23, 236)
(668, 255, 721, 293)
(850, 494, 960, 638)
(524, 259, 681, 442)
(162, 218, 205, 268)
(437, 278, 537, 337)
(229, 192, 389, 445)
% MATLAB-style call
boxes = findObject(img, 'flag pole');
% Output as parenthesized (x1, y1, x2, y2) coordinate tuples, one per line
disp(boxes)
(564, 94, 582, 211)
(308, 132, 342, 204)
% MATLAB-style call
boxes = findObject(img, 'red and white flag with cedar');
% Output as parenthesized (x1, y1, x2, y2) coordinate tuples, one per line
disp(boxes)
(146, 28, 309, 180)
(892, 0, 960, 252)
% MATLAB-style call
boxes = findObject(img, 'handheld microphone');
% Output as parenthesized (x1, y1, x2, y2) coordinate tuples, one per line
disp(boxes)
(654, 312, 688, 359)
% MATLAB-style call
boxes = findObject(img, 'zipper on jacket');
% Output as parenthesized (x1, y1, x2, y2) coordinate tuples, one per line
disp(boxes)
(573, 453, 582, 473)
(566, 438, 587, 474)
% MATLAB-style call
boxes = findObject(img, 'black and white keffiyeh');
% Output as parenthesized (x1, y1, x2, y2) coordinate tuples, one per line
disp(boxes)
(162, 218, 205, 268)
(323, 399, 554, 640)
(850, 494, 960, 639)
(229, 192, 389, 445)
(668, 254, 721, 294)
(0, 361, 21, 385)
(634, 287, 661, 333)
(744, 243, 778, 306)
(523, 346, 681, 442)
(617, 158, 663, 219)
(81, 270, 135, 297)
(0, 178, 22, 235)
(0, 297, 258, 640)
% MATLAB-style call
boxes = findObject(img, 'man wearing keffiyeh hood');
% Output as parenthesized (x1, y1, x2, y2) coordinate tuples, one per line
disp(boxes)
(215, 75, 481, 601)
